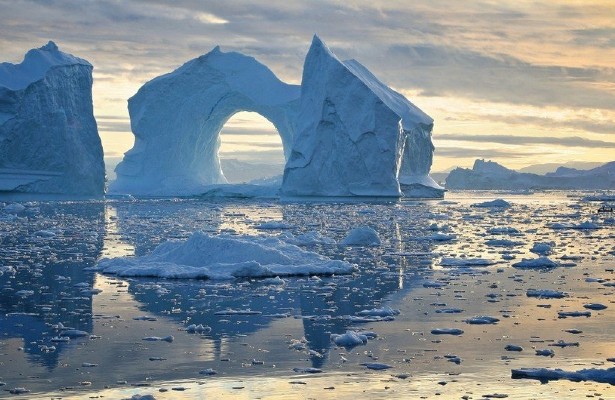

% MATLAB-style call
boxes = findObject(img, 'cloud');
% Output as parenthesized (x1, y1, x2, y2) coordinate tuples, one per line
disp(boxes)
(464, 113, 615, 135)
(382, 44, 615, 110)
(436, 134, 615, 148)
(434, 147, 537, 159)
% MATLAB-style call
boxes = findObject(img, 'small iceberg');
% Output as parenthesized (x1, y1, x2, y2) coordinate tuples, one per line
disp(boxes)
(91, 231, 356, 279)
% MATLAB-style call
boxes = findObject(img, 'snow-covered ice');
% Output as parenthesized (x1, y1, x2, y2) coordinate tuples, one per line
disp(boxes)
(92, 231, 355, 279)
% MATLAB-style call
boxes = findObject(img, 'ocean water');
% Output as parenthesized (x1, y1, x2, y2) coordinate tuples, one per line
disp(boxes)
(0, 191, 614, 399)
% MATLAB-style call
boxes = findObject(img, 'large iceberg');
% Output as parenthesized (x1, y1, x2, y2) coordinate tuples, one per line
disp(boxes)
(446, 159, 615, 190)
(0, 41, 104, 197)
(110, 47, 300, 196)
(281, 36, 441, 197)
(111, 35, 442, 198)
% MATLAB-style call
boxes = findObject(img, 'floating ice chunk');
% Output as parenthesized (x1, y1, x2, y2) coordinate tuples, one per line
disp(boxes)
(356, 306, 400, 317)
(488, 227, 520, 235)
(526, 289, 568, 299)
(3, 203, 26, 214)
(511, 367, 615, 385)
(256, 221, 293, 230)
(142, 336, 174, 342)
(535, 349, 555, 357)
(558, 311, 591, 318)
(331, 331, 369, 348)
(471, 199, 511, 208)
(512, 257, 558, 269)
(60, 329, 89, 338)
(464, 316, 499, 325)
(361, 363, 393, 370)
(486, 239, 522, 247)
(9, 388, 30, 395)
(571, 221, 600, 230)
(549, 340, 579, 348)
(584, 303, 607, 310)
(186, 324, 211, 334)
(530, 242, 554, 256)
(81, 363, 98, 367)
(435, 308, 464, 314)
(92, 232, 355, 280)
(199, 368, 217, 375)
(214, 309, 262, 316)
(431, 328, 464, 335)
(440, 257, 495, 267)
(33, 230, 56, 238)
(130, 395, 156, 400)
(261, 276, 286, 285)
(341, 227, 381, 246)
(423, 232, 456, 241)
(444, 354, 462, 364)
(345, 315, 396, 323)
(423, 280, 447, 288)
(293, 367, 322, 374)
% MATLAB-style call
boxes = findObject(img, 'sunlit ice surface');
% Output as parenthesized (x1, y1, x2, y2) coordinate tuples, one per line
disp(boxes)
(0, 191, 614, 399)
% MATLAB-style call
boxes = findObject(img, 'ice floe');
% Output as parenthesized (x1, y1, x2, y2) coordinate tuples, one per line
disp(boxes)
(340, 226, 381, 246)
(92, 231, 356, 279)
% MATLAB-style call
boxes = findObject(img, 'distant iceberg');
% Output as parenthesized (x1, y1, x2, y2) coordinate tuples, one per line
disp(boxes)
(446, 159, 615, 190)
(0, 42, 104, 197)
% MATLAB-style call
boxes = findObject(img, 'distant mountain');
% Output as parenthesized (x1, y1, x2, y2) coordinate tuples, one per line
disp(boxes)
(446, 159, 615, 190)
(220, 159, 284, 184)
(519, 161, 604, 175)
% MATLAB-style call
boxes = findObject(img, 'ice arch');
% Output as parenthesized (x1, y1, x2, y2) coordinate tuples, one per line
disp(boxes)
(110, 47, 299, 196)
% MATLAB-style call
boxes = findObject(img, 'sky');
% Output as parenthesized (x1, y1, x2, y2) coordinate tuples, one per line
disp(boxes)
(1, 0, 614, 172)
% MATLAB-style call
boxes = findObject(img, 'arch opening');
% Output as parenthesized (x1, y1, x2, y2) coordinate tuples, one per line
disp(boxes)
(218, 111, 286, 184)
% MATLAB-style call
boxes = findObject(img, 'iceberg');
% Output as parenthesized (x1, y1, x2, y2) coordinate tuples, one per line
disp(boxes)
(111, 35, 442, 198)
(282, 36, 442, 198)
(0, 41, 104, 197)
(110, 46, 300, 196)
(91, 231, 356, 279)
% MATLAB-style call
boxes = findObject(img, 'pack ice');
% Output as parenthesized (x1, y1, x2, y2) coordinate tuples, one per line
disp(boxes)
(0, 42, 104, 197)
(111, 35, 443, 198)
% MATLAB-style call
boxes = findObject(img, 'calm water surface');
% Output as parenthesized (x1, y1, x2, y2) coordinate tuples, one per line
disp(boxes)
(0, 191, 614, 399)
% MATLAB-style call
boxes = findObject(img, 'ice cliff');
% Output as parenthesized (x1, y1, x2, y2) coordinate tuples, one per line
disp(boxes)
(112, 35, 442, 198)
(281, 36, 441, 197)
(0, 41, 104, 197)
(110, 47, 300, 196)
(446, 159, 615, 190)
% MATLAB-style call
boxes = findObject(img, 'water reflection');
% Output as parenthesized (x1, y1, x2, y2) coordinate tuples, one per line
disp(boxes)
(0, 201, 104, 370)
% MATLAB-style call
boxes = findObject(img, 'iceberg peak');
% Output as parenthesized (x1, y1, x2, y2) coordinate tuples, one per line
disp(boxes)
(40, 40, 59, 52)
